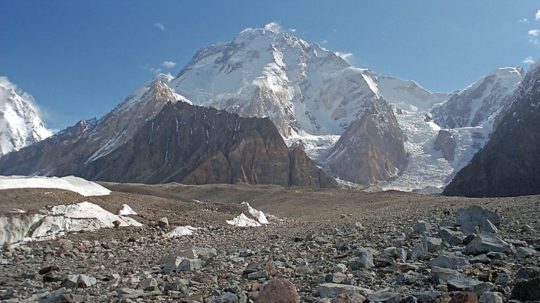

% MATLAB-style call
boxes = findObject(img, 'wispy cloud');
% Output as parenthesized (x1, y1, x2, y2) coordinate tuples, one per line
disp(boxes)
(518, 18, 529, 24)
(153, 23, 165, 31)
(536, 10, 540, 21)
(320, 40, 329, 45)
(528, 29, 540, 37)
(161, 60, 176, 69)
(523, 56, 535, 65)
(335, 52, 353, 63)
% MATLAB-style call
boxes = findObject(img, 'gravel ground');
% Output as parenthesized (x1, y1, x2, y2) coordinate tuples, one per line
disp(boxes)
(0, 183, 539, 302)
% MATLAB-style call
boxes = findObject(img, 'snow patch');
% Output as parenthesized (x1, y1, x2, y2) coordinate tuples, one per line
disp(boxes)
(226, 213, 262, 227)
(241, 202, 269, 224)
(118, 204, 137, 216)
(0, 175, 111, 196)
(166, 225, 199, 238)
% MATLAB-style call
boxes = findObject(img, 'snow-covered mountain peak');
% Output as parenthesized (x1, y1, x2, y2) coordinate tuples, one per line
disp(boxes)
(0, 76, 51, 155)
(431, 67, 523, 129)
(170, 25, 383, 138)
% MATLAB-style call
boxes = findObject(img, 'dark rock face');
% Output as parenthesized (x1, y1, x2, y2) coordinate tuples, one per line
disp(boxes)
(325, 105, 407, 185)
(444, 64, 540, 197)
(0, 101, 337, 189)
(434, 130, 456, 162)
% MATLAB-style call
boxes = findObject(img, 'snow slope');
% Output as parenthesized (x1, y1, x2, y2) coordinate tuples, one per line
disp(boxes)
(380, 68, 522, 192)
(0, 77, 51, 155)
(0, 175, 111, 196)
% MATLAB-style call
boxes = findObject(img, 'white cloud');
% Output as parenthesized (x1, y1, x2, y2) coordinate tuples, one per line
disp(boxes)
(320, 40, 329, 45)
(518, 18, 529, 24)
(536, 10, 540, 21)
(150, 67, 162, 75)
(529, 38, 540, 45)
(153, 23, 165, 31)
(288, 28, 296, 33)
(335, 51, 353, 63)
(528, 29, 540, 37)
(523, 56, 535, 65)
(161, 60, 176, 69)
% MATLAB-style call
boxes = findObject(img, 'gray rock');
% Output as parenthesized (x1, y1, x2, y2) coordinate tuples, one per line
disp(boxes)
(318, 283, 372, 299)
(118, 288, 145, 299)
(426, 237, 443, 252)
(457, 206, 500, 235)
(478, 292, 503, 303)
(413, 220, 431, 233)
(326, 272, 347, 283)
(176, 258, 203, 272)
(350, 248, 374, 269)
(409, 238, 428, 262)
(431, 267, 463, 285)
(511, 277, 540, 301)
(367, 291, 401, 303)
(464, 234, 512, 255)
(61, 275, 79, 289)
(447, 278, 493, 296)
(515, 266, 540, 281)
(515, 246, 537, 258)
(383, 247, 407, 262)
(76, 274, 97, 288)
(469, 254, 490, 264)
(334, 264, 348, 273)
(247, 270, 269, 280)
(138, 277, 158, 291)
(429, 254, 470, 269)
(438, 228, 464, 246)
(210, 292, 238, 303)
(412, 290, 441, 303)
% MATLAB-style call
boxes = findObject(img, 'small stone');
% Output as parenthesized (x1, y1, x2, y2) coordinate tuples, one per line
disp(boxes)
(138, 277, 158, 291)
(350, 248, 374, 269)
(367, 291, 401, 303)
(409, 238, 428, 262)
(515, 246, 537, 258)
(176, 259, 203, 272)
(478, 292, 503, 303)
(447, 278, 492, 296)
(426, 237, 443, 252)
(438, 228, 464, 246)
(413, 220, 431, 233)
(317, 283, 371, 299)
(158, 217, 169, 227)
(429, 254, 470, 269)
(450, 292, 478, 303)
(515, 266, 540, 281)
(210, 292, 239, 303)
(469, 254, 490, 264)
(38, 265, 60, 275)
(77, 274, 97, 288)
(256, 278, 300, 303)
(432, 267, 463, 285)
(247, 270, 269, 280)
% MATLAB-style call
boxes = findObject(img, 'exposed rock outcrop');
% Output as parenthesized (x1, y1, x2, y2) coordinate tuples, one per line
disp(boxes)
(434, 130, 457, 162)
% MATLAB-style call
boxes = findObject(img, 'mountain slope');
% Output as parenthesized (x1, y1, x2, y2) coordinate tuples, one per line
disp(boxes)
(0, 80, 337, 188)
(444, 62, 540, 197)
(168, 23, 407, 184)
(431, 68, 523, 129)
(0, 77, 51, 155)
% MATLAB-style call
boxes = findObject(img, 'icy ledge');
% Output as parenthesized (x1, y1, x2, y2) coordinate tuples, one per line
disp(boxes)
(0, 175, 111, 196)
(0, 202, 141, 246)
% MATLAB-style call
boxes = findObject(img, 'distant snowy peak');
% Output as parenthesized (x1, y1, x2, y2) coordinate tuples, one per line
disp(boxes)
(170, 23, 384, 138)
(431, 67, 523, 129)
(0, 76, 51, 155)
(375, 75, 449, 111)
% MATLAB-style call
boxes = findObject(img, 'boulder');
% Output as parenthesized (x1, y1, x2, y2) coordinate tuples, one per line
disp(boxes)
(511, 277, 540, 301)
(432, 267, 463, 285)
(367, 291, 401, 303)
(350, 248, 374, 269)
(438, 228, 464, 246)
(456, 206, 500, 235)
(447, 278, 493, 296)
(256, 278, 300, 303)
(318, 283, 372, 299)
(464, 234, 512, 255)
(413, 220, 431, 233)
(429, 254, 470, 269)
(478, 292, 503, 303)
(210, 292, 239, 303)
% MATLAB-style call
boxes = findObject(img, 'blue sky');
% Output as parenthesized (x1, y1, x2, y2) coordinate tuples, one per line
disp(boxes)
(1, 0, 539, 129)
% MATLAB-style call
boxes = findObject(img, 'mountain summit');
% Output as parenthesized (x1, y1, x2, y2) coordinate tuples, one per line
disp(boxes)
(169, 23, 408, 184)
(0, 77, 51, 155)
